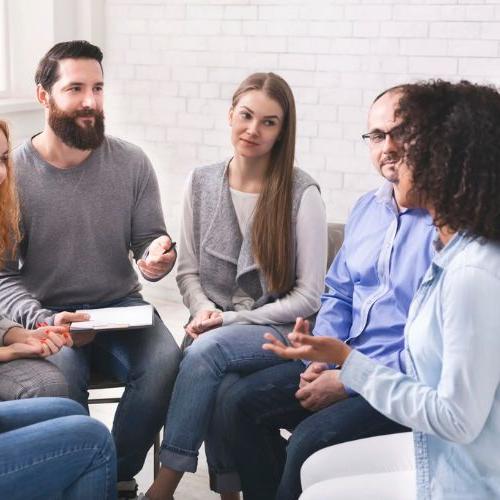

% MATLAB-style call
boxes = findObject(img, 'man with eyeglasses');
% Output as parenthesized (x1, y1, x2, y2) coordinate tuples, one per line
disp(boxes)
(219, 85, 436, 500)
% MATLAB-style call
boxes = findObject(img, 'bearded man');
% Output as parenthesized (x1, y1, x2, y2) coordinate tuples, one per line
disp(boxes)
(0, 40, 181, 500)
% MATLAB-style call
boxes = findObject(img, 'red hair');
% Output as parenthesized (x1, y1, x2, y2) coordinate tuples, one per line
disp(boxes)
(0, 120, 20, 264)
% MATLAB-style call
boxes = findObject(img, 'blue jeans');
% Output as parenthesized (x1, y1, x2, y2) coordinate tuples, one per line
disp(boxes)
(222, 360, 410, 500)
(48, 295, 181, 480)
(0, 397, 116, 499)
(160, 324, 289, 473)
(205, 372, 242, 492)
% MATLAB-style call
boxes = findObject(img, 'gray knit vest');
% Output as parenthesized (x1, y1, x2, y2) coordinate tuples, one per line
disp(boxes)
(191, 161, 319, 323)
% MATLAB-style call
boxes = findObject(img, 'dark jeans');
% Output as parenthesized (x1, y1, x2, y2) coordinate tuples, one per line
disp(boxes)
(48, 294, 181, 481)
(223, 361, 409, 500)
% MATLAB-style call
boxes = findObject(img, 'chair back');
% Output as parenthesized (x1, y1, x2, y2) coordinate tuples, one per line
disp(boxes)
(327, 222, 345, 269)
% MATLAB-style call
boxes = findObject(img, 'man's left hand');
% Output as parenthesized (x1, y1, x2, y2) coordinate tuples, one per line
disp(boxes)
(137, 235, 177, 280)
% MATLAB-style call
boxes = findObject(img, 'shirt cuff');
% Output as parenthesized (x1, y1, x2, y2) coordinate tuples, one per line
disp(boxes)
(222, 311, 238, 325)
(340, 349, 379, 394)
(0, 318, 22, 347)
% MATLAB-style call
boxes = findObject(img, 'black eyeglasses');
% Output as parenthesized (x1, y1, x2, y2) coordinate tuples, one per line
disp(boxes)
(362, 124, 405, 146)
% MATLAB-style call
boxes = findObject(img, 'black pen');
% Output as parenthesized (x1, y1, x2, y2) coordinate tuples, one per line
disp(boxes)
(163, 241, 177, 255)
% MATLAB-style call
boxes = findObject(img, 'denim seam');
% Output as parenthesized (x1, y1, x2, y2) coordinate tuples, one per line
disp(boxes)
(225, 354, 287, 368)
(0, 445, 104, 475)
(99, 349, 131, 440)
(160, 443, 198, 458)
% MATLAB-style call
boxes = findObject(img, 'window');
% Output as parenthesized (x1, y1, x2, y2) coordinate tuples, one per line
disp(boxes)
(0, 0, 9, 94)
(0, 0, 104, 102)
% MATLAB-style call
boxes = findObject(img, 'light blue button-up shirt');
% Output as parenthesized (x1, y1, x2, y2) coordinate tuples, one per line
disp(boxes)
(313, 181, 435, 373)
(342, 233, 500, 499)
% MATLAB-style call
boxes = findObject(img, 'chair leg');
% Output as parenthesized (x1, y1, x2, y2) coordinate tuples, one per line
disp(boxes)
(154, 431, 160, 478)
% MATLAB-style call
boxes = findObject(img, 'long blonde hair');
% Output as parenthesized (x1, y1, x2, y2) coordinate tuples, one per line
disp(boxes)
(232, 73, 296, 294)
(0, 120, 20, 265)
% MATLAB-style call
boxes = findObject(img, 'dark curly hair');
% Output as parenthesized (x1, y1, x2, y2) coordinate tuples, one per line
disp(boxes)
(397, 80, 500, 241)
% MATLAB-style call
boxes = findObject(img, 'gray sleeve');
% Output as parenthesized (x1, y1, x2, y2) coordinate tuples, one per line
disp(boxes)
(0, 315, 22, 346)
(0, 252, 55, 329)
(176, 172, 219, 315)
(130, 154, 168, 261)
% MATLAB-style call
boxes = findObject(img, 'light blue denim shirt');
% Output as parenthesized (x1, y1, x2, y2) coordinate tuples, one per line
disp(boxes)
(341, 233, 500, 499)
(313, 181, 435, 373)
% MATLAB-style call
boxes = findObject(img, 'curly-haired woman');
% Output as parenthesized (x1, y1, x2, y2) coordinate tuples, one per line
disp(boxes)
(265, 80, 500, 500)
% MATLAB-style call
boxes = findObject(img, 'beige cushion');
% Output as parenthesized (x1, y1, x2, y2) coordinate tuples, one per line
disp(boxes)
(327, 223, 345, 269)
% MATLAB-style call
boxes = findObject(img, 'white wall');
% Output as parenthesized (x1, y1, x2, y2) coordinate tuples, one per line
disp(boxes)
(1, 0, 105, 145)
(103, 0, 500, 298)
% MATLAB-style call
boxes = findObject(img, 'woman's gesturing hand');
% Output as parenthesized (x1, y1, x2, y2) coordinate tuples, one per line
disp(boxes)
(262, 317, 352, 366)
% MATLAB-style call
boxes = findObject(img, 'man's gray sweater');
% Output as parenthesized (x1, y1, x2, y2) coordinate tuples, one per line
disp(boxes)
(0, 135, 167, 328)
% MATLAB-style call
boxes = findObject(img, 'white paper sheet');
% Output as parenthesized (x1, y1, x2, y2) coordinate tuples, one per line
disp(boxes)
(70, 304, 154, 331)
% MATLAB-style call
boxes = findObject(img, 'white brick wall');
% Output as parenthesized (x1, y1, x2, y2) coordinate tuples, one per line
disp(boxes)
(103, 0, 500, 298)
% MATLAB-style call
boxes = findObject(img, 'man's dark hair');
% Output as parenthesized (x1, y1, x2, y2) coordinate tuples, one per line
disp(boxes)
(35, 40, 103, 92)
(397, 79, 500, 241)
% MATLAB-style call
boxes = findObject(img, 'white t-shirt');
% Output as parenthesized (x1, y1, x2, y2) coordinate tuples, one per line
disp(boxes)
(176, 171, 327, 325)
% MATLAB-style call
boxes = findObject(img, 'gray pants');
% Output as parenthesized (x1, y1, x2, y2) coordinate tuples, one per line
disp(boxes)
(0, 358, 68, 400)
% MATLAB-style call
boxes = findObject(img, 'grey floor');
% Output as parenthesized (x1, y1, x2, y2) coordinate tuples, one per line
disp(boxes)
(89, 296, 220, 499)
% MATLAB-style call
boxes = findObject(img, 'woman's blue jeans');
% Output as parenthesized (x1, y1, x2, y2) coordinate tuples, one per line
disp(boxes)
(160, 324, 289, 476)
(0, 397, 116, 499)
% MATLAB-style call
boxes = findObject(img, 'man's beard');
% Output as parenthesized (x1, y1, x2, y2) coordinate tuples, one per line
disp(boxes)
(48, 99, 105, 150)
(380, 154, 400, 183)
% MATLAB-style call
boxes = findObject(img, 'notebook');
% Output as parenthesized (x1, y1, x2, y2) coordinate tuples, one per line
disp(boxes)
(70, 304, 154, 332)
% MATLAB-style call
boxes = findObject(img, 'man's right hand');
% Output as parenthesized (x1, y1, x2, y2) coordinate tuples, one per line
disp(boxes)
(298, 362, 329, 389)
(54, 311, 95, 347)
(295, 369, 348, 412)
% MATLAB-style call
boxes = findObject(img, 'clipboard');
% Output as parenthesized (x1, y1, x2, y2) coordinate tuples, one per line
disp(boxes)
(70, 304, 154, 332)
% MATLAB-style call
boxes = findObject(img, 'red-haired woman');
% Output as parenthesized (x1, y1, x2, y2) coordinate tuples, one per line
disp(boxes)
(0, 119, 71, 399)
(0, 119, 116, 499)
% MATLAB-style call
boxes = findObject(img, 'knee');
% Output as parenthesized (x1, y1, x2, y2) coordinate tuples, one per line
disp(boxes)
(21, 365, 69, 399)
(185, 334, 218, 356)
(42, 397, 87, 416)
(65, 415, 116, 463)
(137, 336, 181, 391)
(149, 331, 182, 373)
(219, 379, 255, 426)
(182, 336, 222, 370)
(286, 424, 320, 469)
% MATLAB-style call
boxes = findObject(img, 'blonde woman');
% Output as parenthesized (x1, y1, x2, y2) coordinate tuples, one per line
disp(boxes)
(145, 73, 327, 500)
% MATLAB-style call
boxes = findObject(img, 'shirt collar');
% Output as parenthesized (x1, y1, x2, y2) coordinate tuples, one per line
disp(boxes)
(374, 180, 406, 215)
(431, 232, 469, 271)
(374, 180, 394, 204)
